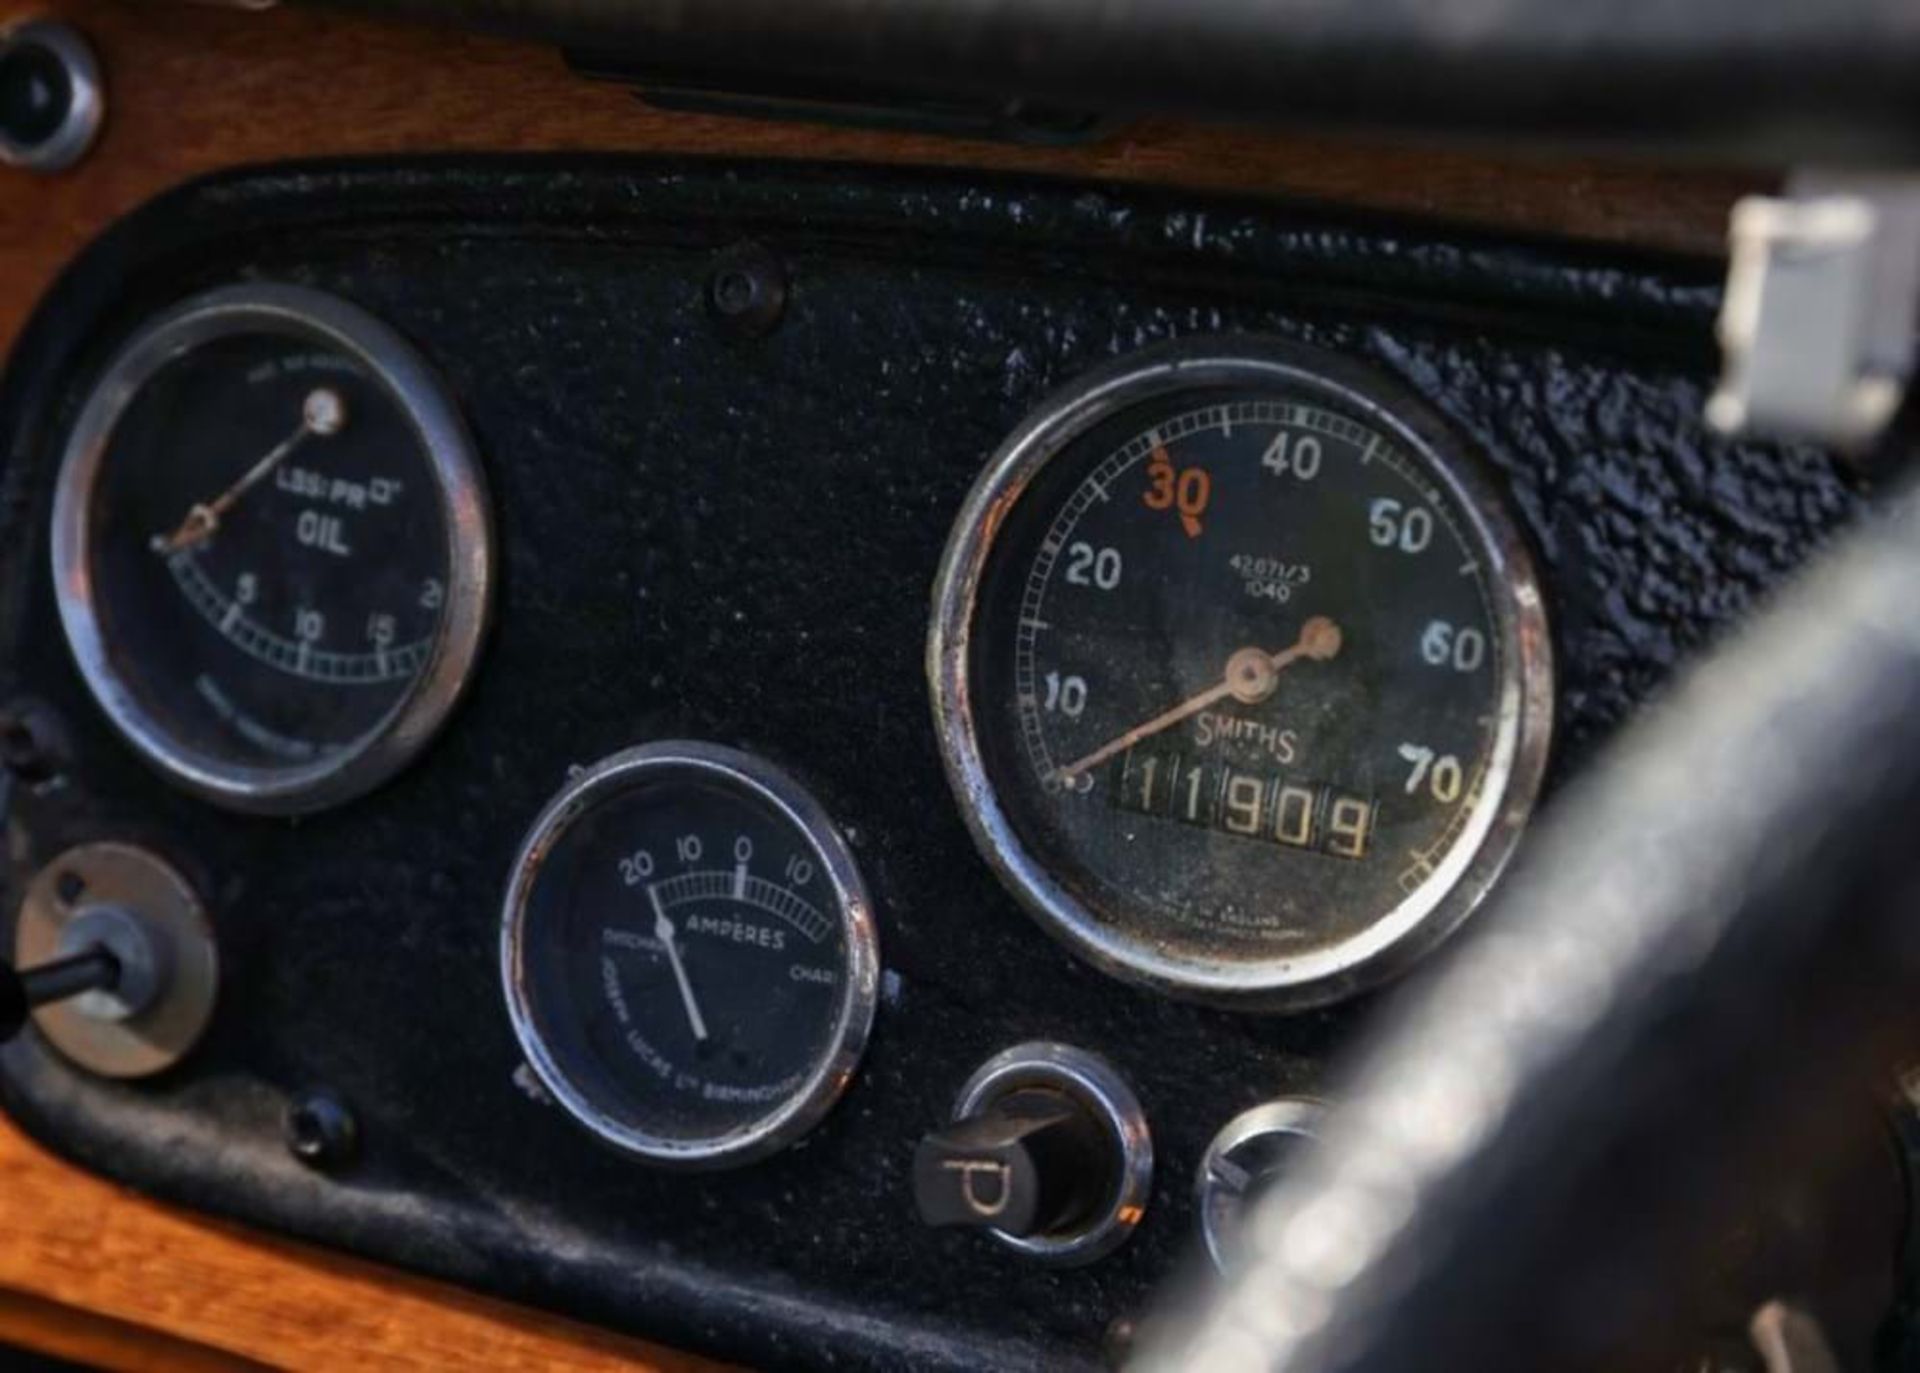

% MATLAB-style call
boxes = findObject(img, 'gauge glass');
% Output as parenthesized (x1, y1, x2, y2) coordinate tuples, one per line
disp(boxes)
(930, 339, 1552, 1008)
(51, 284, 491, 814)
(501, 743, 880, 1168)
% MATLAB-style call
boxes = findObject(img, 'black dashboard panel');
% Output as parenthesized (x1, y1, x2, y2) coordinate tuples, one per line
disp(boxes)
(0, 159, 1862, 1370)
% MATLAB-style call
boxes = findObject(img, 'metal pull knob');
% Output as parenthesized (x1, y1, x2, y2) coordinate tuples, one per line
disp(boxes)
(913, 1087, 1117, 1238)
(912, 1042, 1153, 1265)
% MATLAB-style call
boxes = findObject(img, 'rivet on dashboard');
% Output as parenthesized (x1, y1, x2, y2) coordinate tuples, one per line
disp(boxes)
(285, 1090, 360, 1172)
(53, 871, 86, 908)
(0, 699, 66, 786)
(706, 242, 789, 338)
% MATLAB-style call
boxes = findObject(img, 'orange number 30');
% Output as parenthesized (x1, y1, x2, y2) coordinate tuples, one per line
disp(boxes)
(1143, 446, 1212, 539)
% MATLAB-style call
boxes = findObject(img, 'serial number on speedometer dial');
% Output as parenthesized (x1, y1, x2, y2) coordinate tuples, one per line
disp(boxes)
(932, 340, 1553, 1009)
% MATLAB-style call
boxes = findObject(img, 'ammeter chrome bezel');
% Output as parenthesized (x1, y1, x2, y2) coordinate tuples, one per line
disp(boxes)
(927, 336, 1554, 1010)
(50, 283, 494, 815)
(500, 742, 882, 1170)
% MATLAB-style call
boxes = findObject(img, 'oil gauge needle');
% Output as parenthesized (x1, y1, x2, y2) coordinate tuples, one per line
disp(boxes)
(1056, 614, 1343, 783)
(149, 386, 346, 556)
(648, 885, 710, 1044)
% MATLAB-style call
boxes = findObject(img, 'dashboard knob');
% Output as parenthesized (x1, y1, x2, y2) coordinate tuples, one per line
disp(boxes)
(12, 843, 218, 1078)
(913, 1042, 1152, 1265)
(913, 1086, 1117, 1238)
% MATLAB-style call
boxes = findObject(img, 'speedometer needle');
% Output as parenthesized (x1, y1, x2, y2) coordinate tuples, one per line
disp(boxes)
(149, 386, 346, 556)
(649, 886, 711, 1044)
(1055, 615, 1342, 782)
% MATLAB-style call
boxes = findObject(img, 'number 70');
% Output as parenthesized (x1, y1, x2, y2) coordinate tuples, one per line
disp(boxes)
(1397, 743, 1465, 803)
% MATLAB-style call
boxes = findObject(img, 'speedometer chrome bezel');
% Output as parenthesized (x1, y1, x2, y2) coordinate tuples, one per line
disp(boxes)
(928, 336, 1554, 1010)
(50, 283, 494, 815)
(500, 741, 882, 1170)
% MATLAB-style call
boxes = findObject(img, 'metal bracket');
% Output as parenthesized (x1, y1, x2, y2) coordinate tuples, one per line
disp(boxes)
(1709, 174, 1920, 452)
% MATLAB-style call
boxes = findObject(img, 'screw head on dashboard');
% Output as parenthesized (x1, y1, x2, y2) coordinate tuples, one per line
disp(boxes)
(706, 242, 789, 338)
(285, 1090, 360, 1172)
(0, 699, 67, 786)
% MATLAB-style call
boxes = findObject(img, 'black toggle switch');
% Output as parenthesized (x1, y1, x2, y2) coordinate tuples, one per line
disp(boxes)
(0, 946, 120, 1043)
(913, 1086, 1120, 1239)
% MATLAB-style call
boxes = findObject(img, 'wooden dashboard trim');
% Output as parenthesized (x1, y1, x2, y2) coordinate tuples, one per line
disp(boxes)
(0, 1, 1763, 1367)
(0, 0, 1763, 364)
(0, 1116, 732, 1371)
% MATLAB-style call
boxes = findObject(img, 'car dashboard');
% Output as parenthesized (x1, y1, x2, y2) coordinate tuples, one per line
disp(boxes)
(0, 6, 1894, 1372)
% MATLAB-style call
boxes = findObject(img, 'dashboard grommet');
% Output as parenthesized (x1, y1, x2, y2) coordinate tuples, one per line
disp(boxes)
(0, 20, 102, 173)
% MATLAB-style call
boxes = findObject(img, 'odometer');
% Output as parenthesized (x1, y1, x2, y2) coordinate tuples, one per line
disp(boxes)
(50, 284, 492, 814)
(930, 338, 1552, 1008)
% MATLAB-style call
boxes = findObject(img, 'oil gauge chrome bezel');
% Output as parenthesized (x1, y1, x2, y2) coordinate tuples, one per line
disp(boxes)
(927, 336, 1555, 1010)
(50, 283, 494, 815)
(500, 742, 882, 1170)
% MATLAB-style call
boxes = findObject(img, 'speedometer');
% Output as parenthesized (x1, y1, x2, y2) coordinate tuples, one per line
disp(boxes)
(929, 338, 1552, 1008)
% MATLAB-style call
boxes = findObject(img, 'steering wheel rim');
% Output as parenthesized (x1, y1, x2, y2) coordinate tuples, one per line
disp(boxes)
(1147, 474, 1920, 1371)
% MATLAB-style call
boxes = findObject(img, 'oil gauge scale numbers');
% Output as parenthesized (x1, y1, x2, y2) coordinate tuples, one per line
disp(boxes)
(930, 337, 1554, 1009)
(501, 743, 880, 1168)
(50, 283, 493, 814)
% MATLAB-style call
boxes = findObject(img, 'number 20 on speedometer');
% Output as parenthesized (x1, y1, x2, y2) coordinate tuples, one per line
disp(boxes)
(929, 337, 1553, 1009)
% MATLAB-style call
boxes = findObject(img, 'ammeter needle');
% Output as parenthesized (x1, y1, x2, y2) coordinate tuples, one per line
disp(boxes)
(648, 885, 711, 1044)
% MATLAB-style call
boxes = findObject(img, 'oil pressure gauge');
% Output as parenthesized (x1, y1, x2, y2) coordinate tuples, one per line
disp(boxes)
(51, 283, 492, 814)
(930, 337, 1553, 1009)
(501, 743, 880, 1169)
